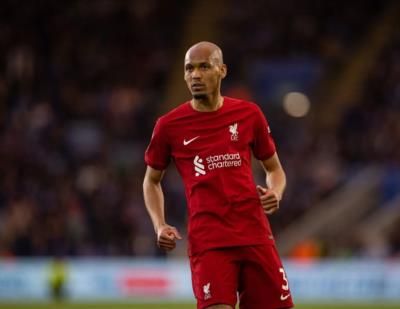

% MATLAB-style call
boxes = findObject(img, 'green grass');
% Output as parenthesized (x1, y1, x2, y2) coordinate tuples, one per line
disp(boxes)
(0, 303, 399, 309)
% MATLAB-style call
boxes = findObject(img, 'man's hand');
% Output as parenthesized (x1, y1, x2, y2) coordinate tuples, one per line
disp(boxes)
(257, 185, 280, 215)
(156, 224, 182, 251)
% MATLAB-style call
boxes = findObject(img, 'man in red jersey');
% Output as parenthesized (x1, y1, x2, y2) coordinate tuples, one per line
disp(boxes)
(143, 41, 293, 309)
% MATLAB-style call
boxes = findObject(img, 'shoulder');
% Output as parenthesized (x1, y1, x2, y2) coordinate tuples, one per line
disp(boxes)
(224, 96, 262, 115)
(156, 101, 191, 126)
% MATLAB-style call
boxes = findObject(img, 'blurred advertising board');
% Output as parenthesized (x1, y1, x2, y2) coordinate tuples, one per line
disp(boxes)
(0, 258, 399, 301)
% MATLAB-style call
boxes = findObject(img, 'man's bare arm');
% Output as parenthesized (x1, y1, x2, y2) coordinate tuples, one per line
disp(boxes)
(257, 152, 286, 215)
(143, 166, 182, 251)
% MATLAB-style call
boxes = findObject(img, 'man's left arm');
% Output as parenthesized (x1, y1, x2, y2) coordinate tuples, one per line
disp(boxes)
(257, 152, 286, 215)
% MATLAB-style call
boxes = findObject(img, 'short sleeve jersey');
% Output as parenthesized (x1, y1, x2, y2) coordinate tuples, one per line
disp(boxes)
(145, 97, 277, 255)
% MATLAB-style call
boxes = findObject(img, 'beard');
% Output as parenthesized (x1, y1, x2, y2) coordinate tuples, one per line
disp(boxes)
(193, 93, 208, 100)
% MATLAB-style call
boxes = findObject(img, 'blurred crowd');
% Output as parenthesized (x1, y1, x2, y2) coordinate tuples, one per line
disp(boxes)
(219, 0, 400, 258)
(338, 30, 400, 256)
(220, 0, 384, 73)
(0, 0, 399, 257)
(0, 0, 189, 256)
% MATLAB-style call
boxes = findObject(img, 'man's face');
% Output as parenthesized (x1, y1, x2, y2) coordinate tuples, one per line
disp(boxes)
(184, 49, 226, 100)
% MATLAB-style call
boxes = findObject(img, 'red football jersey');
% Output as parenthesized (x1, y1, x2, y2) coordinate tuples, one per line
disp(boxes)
(145, 97, 277, 255)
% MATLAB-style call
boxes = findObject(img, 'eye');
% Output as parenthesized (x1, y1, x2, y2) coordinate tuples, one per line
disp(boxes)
(200, 63, 210, 70)
(185, 65, 194, 72)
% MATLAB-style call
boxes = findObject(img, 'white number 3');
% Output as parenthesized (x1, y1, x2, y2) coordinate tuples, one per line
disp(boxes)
(279, 267, 289, 291)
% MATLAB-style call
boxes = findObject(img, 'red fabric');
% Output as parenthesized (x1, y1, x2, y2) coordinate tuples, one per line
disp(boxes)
(189, 245, 294, 309)
(145, 97, 277, 255)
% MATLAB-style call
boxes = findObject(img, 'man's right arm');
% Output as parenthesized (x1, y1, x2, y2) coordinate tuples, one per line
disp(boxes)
(143, 166, 182, 251)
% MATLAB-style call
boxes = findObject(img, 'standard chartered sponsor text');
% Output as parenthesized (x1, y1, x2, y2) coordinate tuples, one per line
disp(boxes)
(206, 152, 241, 170)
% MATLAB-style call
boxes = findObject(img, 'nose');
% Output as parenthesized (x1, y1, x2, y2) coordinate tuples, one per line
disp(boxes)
(191, 68, 202, 80)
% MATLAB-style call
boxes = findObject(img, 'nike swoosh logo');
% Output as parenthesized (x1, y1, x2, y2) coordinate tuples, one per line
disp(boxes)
(280, 293, 291, 301)
(183, 136, 200, 146)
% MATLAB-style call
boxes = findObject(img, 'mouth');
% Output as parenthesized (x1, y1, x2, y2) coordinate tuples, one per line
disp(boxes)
(191, 83, 206, 91)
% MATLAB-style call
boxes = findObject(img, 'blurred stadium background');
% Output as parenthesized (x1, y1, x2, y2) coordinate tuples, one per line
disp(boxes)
(1, 0, 400, 308)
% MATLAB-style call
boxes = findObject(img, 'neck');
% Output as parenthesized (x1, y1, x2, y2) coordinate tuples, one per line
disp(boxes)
(191, 93, 223, 112)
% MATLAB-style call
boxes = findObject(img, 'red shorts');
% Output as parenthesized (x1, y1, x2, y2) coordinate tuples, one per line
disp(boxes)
(189, 244, 294, 309)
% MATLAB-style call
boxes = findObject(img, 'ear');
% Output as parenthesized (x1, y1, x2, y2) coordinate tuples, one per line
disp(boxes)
(220, 64, 227, 79)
